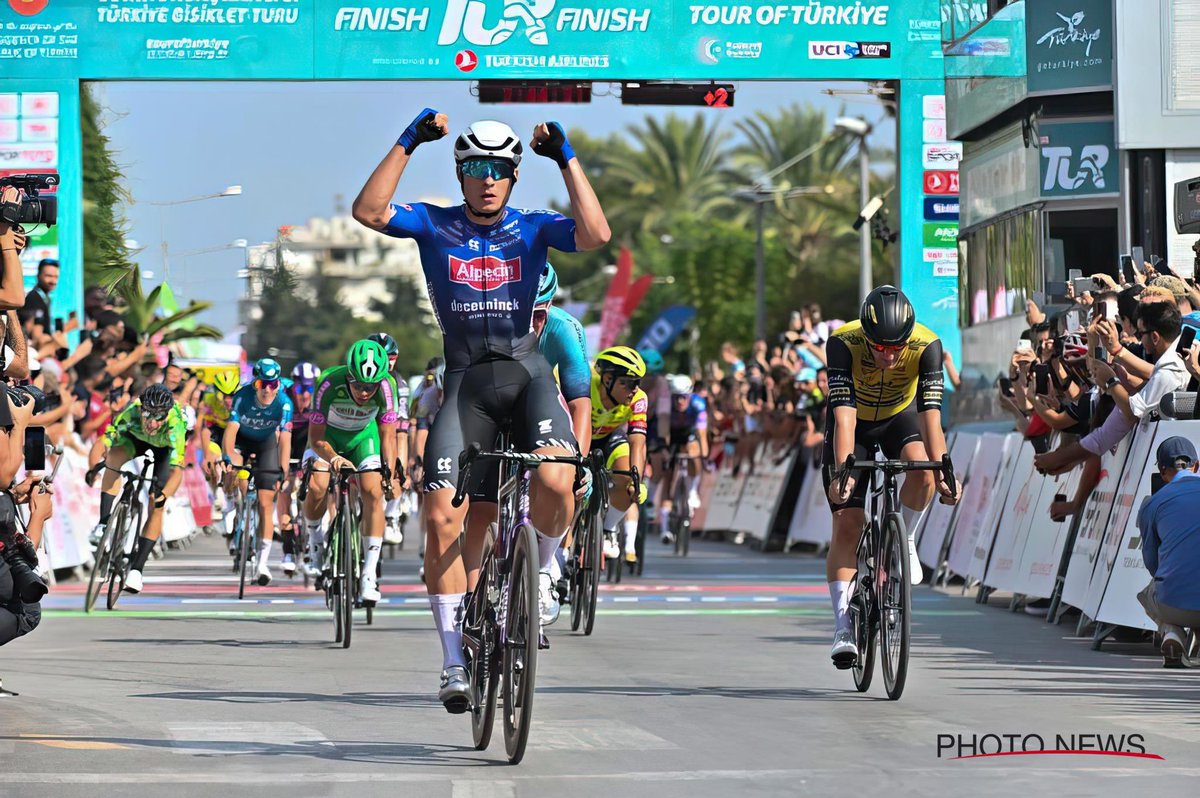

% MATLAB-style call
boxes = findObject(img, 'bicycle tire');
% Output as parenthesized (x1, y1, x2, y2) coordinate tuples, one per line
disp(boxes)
(880, 513, 911, 700)
(237, 500, 253, 600)
(339, 509, 354, 649)
(329, 512, 345, 644)
(583, 506, 603, 636)
(106, 505, 137, 610)
(674, 476, 691, 557)
(470, 529, 499, 751)
(850, 576, 876, 693)
(569, 515, 585, 632)
(85, 506, 123, 613)
(502, 522, 540, 764)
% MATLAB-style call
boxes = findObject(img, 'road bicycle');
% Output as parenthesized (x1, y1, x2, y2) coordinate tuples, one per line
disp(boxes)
(453, 438, 584, 764)
(667, 450, 703, 557)
(228, 457, 282, 600)
(569, 447, 639, 634)
(834, 453, 955, 700)
(85, 457, 155, 613)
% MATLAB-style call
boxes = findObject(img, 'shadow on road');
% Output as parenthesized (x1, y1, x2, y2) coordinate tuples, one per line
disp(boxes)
(537, 684, 847, 701)
(133, 690, 445, 709)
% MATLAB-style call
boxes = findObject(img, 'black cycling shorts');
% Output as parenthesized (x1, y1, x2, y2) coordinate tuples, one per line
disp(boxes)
(669, 427, 700, 450)
(821, 402, 923, 511)
(235, 431, 281, 491)
(423, 354, 577, 502)
(120, 437, 175, 496)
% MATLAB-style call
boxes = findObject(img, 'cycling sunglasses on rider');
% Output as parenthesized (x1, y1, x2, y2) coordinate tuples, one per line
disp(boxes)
(349, 379, 380, 395)
(459, 158, 517, 182)
(255, 378, 280, 391)
(142, 406, 170, 422)
(613, 375, 641, 391)
(868, 340, 906, 354)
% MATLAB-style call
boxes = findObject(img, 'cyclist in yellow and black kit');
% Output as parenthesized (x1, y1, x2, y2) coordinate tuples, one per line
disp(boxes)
(822, 286, 957, 667)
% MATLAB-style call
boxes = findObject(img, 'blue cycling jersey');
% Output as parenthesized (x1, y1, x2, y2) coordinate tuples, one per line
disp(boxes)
(230, 385, 294, 442)
(382, 202, 578, 369)
(539, 306, 590, 401)
(670, 394, 708, 432)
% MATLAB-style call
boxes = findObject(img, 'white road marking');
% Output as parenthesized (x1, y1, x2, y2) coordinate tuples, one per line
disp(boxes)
(451, 780, 516, 798)
(531, 719, 677, 751)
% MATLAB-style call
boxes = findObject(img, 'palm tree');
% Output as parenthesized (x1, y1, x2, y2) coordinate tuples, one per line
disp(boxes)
(98, 263, 222, 344)
(602, 113, 737, 238)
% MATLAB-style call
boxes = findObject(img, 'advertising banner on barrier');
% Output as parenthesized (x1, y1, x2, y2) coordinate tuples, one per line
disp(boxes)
(945, 432, 1009, 579)
(731, 443, 793, 539)
(787, 451, 832, 548)
(964, 432, 1023, 582)
(1009, 465, 1081, 599)
(981, 442, 1040, 592)
(916, 432, 976, 569)
(1060, 434, 1134, 612)
(1093, 422, 1176, 632)
(699, 459, 743, 532)
(1076, 420, 1156, 618)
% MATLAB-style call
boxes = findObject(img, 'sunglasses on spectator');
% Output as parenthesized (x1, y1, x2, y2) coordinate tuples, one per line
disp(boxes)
(459, 158, 516, 181)
(255, 378, 280, 391)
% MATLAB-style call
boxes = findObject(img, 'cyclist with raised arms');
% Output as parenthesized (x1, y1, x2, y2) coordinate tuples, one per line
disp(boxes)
(352, 108, 610, 713)
(86, 384, 188, 595)
(590, 347, 649, 566)
(222, 357, 294, 586)
(823, 286, 957, 667)
(302, 340, 401, 603)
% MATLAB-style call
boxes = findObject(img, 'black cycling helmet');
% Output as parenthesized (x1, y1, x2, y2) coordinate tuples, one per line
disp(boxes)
(140, 383, 175, 412)
(859, 285, 915, 346)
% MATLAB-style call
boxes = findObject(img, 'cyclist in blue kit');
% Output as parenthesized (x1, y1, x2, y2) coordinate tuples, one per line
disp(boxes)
(352, 108, 611, 712)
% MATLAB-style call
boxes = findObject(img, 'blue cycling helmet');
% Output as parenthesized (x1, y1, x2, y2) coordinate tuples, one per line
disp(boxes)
(252, 357, 282, 381)
(639, 348, 665, 375)
(290, 361, 319, 388)
(536, 262, 558, 307)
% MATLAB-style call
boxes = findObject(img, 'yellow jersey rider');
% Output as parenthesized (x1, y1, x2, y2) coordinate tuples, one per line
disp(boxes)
(590, 346, 649, 564)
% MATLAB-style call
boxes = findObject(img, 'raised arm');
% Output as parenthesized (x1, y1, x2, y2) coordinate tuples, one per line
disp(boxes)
(530, 122, 610, 251)
(352, 109, 448, 231)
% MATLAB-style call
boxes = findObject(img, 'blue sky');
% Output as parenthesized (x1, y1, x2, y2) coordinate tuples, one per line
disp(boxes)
(97, 80, 896, 331)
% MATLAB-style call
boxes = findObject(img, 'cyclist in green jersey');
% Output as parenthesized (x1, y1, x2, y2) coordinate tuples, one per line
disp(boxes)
(85, 384, 188, 595)
(301, 340, 402, 604)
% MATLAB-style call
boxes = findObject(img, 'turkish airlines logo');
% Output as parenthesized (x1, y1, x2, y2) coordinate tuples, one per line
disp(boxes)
(924, 170, 959, 194)
(7, 0, 48, 14)
(455, 49, 478, 72)
(450, 255, 522, 290)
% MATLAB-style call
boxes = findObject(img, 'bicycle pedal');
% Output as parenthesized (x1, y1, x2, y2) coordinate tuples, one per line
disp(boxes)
(833, 659, 854, 671)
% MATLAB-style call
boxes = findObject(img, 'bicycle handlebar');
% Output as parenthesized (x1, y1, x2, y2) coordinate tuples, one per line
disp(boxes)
(835, 453, 957, 501)
(451, 442, 586, 509)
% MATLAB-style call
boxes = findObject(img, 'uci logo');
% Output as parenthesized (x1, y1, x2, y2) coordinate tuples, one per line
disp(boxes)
(438, 0, 556, 47)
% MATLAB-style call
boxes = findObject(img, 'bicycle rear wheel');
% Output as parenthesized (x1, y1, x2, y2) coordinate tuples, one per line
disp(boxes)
(106, 506, 138, 610)
(673, 476, 691, 557)
(850, 574, 876, 693)
(879, 513, 911, 700)
(85, 508, 123, 613)
(582, 507, 603, 635)
(502, 522, 540, 764)
(237, 501, 253, 600)
(469, 529, 499, 751)
(569, 516, 586, 632)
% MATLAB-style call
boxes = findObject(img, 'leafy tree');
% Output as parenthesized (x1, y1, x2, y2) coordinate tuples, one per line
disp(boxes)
(80, 83, 134, 291)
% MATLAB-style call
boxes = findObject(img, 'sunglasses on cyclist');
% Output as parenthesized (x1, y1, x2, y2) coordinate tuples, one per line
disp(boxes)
(142, 408, 169, 422)
(292, 384, 313, 395)
(614, 376, 642, 390)
(255, 378, 280, 391)
(349, 379, 380, 394)
(868, 341, 906, 354)
(459, 158, 516, 182)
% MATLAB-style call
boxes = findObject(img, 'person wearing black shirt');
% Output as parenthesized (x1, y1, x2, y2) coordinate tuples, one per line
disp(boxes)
(23, 258, 57, 336)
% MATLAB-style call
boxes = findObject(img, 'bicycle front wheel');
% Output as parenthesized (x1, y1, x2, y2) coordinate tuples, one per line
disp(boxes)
(86, 508, 123, 613)
(339, 512, 354, 649)
(237, 503, 254, 600)
(502, 522, 540, 764)
(673, 476, 691, 557)
(569, 516, 586, 632)
(469, 528, 499, 751)
(582, 506, 603, 635)
(879, 513, 911, 700)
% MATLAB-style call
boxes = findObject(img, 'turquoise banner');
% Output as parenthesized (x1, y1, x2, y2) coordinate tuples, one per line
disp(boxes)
(2, 0, 947, 79)
(1038, 119, 1117, 199)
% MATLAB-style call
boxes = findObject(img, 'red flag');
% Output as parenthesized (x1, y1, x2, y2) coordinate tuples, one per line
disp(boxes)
(599, 246, 634, 348)
(622, 274, 653, 321)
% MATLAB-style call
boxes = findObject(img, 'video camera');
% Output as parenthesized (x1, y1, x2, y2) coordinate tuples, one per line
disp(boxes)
(0, 173, 58, 228)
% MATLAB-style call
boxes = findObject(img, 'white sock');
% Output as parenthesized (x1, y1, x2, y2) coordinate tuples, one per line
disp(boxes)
(901, 505, 921, 538)
(384, 497, 401, 517)
(430, 592, 466, 670)
(548, 548, 563, 582)
(688, 474, 701, 494)
(658, 506, 671, 529)
(537, 529, 567, 572)
(257, 537, 273, 567)
(305, 516, 325, 552)
(604, 503, 626, 532)
(623, 517, 639, 555)
(829, 580, 852, 633)
(362, 536, 383, 581)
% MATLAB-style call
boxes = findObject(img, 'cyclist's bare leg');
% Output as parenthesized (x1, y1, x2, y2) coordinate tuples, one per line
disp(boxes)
(99, 447, 132, 502)
(826, 508, 863, 584)
(424, 488, 468, 595)
(898, 439, 936, 518)
(529, 446, 576, 570)
(128, 466, 184, 578)
(463, 502, 497, 591)
(359, 471, 387, 589)
(302, 464, 331, 566)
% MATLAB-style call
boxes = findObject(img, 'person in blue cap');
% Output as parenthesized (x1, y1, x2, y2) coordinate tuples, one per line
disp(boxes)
(1137, 435, 1200, 667)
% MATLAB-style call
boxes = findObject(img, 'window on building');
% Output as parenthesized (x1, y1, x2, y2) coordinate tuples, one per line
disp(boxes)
(959, 208, 1040, 326)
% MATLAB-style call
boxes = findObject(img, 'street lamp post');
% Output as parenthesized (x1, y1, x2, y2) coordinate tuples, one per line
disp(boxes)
(835, 117, 874, 302)
(146, 185, 243, 281)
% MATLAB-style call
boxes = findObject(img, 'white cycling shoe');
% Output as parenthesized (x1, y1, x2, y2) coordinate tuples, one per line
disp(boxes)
(602, 533, 620, 560)
(830, 628, 858, 669)
(907, 537, 923, 585)
(687, 489, 702, 511)
(256, 561, 272, 587)
(361, 575, 381, 605)
(124, 569, 144, 594)
(538, 570, 560, 626)
(281, 554, 296, 576)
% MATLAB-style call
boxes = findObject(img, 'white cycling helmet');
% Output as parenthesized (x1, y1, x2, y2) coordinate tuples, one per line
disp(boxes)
(667, 374, 694, 396)
(454, 121, 523, 165)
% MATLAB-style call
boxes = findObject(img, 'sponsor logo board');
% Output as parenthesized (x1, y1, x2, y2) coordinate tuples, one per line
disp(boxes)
(448, 255, 521, 290)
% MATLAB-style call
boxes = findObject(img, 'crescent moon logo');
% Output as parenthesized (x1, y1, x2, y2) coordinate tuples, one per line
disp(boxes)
(699, 37, 721, 64)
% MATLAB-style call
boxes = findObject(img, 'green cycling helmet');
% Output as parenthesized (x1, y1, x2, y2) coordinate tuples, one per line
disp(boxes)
(346, 339, 389, 384)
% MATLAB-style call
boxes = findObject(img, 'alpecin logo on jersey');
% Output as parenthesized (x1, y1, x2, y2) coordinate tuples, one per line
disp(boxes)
(449, 255, 522, 290)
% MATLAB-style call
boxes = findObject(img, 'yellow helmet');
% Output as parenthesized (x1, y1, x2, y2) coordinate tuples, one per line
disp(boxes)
(212, 370, 240, 395)
(595, 346, 647, 379)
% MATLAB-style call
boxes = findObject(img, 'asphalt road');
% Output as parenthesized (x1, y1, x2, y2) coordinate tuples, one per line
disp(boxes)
(2, 529, 1197, 797)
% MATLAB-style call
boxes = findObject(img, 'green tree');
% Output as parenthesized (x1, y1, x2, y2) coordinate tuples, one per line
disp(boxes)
(80, 83, 134, 290)
(97, 263, 222, 343)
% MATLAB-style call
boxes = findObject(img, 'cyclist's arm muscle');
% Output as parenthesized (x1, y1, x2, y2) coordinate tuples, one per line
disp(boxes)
(557, 160, 611, 251)
(568, 397, 591, 454)
(221, 421, 240, 460)
(352, 145, 416, 231)
(629, 429, 647, 479)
